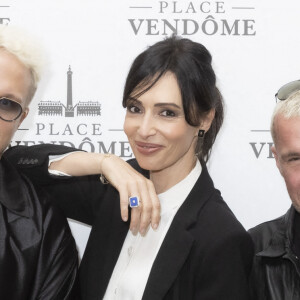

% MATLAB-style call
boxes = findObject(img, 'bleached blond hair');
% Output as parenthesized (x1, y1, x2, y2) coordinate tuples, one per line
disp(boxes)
(271, 90, 300, 143)
(0, 25, 44, 102)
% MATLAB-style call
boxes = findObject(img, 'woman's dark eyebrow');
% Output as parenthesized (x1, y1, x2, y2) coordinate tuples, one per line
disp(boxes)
(127, 97, 141, 104)
(128, 98, 181, 109)
(154, 103, 181, 109)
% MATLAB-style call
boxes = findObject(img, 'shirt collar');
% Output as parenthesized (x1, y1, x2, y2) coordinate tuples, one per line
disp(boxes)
(158, 160, 202, 215)
(0, 156, 31, 218)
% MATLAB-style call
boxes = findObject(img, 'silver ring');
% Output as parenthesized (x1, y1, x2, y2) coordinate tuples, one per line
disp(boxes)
(129, 196, 140, 208)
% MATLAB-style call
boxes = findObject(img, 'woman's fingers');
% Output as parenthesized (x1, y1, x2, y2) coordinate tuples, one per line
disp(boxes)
(120, 174, 159, 235)
(147, 180, 161, 230)
(119, 185, 129, 222)
(127, 178, 142, 235)
(130, 206, 141, 236)
(128, 177, 160, 235)
(138, 181, 153, 235)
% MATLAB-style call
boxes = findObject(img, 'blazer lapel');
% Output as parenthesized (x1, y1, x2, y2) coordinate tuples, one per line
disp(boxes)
(142, 164, 215, 300)
(83, 186, 130, 298)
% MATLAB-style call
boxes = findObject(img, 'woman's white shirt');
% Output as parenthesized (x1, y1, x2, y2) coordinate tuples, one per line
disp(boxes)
(103, 160, 202, 300)
(48, 153, 79, 176)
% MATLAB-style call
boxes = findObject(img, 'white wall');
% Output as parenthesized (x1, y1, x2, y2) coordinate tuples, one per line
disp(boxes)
(5, 0, 300, 256)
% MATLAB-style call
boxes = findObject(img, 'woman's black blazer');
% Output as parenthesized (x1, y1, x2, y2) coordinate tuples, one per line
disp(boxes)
(6, 145, 254, 300)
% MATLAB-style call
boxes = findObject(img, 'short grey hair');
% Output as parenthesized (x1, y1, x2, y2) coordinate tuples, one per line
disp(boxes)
(271, 90, 300, 143)
(0, 25, 44, 103)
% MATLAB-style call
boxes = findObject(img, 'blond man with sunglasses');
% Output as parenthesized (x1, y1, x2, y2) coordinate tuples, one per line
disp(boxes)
(0, 25, 79, 299)
(249, 80, 300, 300)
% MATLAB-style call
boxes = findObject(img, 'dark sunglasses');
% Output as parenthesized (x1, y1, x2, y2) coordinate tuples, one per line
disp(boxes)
(275, 80, 300, 102)
(0, 97, 23, 122)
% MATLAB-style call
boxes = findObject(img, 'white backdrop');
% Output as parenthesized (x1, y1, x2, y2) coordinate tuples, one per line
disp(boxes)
(4, 0, 300, 257)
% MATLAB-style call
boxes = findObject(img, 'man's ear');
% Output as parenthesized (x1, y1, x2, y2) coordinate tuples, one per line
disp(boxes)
(200, 109, 215, 132)
(271, 145, 282, 174)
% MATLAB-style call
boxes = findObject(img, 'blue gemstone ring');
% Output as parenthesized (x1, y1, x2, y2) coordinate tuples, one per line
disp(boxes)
(129, 196, 140, 208)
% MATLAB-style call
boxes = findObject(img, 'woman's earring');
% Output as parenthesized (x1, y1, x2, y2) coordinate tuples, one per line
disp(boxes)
(198, 130, 205, 138)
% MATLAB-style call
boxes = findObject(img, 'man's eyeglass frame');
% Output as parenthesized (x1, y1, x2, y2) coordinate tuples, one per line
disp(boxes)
(0, 97, 24, 122)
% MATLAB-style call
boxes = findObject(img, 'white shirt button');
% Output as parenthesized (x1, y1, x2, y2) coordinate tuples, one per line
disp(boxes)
(128, 246, 133, 257)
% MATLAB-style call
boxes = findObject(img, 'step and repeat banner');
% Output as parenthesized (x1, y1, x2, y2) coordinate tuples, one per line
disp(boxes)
(3, 0, 300, 257)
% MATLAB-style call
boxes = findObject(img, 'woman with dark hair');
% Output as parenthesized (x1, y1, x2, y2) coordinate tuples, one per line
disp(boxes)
(122, 36, 223, 163)
(7, 36, 253, 299)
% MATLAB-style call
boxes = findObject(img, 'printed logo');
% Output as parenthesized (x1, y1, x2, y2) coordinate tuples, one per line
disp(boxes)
(249, 130, 274, 159)
(37, 67, 101, 118)
(12, 67, 133, 158)
(128, 1, 256, 36)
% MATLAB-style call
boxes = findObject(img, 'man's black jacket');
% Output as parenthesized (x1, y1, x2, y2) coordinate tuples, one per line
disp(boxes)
(0, 150, 78, 299)
(249, 206, 300, 300)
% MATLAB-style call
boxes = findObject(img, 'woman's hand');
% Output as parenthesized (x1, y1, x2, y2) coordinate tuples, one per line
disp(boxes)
(100, 154, 160, 235)
(49, 152, 160, 235)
